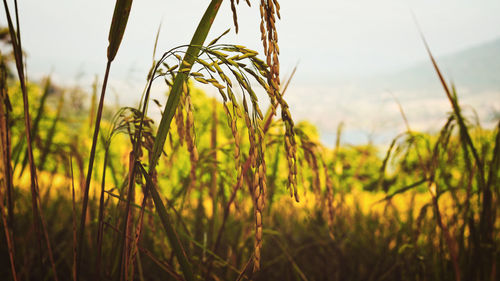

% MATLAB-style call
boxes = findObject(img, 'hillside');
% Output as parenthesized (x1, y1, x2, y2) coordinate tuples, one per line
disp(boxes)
(291, 37, 500, 145)
(377, 37, 500, 94)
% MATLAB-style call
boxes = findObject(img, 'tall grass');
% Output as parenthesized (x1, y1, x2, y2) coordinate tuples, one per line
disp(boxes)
(1, 1, 498, 281)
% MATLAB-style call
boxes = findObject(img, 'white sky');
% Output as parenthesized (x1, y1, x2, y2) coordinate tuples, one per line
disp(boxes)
(2, 0, 500, 143)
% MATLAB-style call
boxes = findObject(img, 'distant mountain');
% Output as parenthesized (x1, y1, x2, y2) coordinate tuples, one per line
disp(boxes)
(372, 37, 500, 94)
(292, 38, 500, 145)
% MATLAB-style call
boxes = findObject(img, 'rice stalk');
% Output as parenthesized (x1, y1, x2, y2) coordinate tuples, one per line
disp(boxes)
(149, 0, 222, 170)
(174, 89, 186, 146)
(137, 163, 195, 281)
(427, 118, 462, 281)
(0, 157, 17, 281)
(96, 140, 111, 279)
(17, 77, 52, 175)
(89, 76, 98, 128)
(95, 107, 136, 279)
(128, 189, 149, 281)
(487, 120, 500, 203)
(77, 1, 133, 277)
(321, 155, 335, 238)
(374, 179, 428, 204)
(77, 57, 112, 276)
(420, 41, 489, 279)
(483, 120, 499, 280)
(38, 92, 64, 171)
(419, 33, 500, 280)
(70, 158, 78, 281)
(130, 123, 158, 280)
(185, 90, 198, 194)
(2, 2, 59, 279)
(103, 220, 184, 281)
(379, 133, 405, 191)
(128, 2, 223, 280)
(36, 176, 60, 281)
(204, 101, 244, 278)
(208, 98, 218, 249)
(116, 107, 155, 281)
(0, 53, 14, 229)
(121, 151, 136, 281)
(272, 236, 309, 281)
(2, 2, 45, 265)
(422, 38, 485, 186)
(193, 179, 206, 265)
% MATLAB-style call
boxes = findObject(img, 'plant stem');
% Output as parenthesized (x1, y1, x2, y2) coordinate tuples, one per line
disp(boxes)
(77, 60, 112, 278)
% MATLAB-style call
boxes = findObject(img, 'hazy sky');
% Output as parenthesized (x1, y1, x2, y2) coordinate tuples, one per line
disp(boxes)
(2, 0, 499, 80)
(2, 0, 500, 143)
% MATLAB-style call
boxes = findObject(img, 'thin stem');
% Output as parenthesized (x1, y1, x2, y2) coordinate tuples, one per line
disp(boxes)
(77, 60, 112, 278)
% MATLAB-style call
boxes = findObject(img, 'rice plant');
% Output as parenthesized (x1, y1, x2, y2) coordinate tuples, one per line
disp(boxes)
(0, 0, 498, 281)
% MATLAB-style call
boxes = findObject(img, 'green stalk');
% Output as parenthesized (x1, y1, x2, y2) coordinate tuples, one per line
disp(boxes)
(77, 60, 112, 276)
(38, 92, 64, 171)
(421, 37, 485, 188)
(487, 121, 500, 196)
(17, 77, 52, 175)
(149, 0, 222, 169)
(421, 36, 492, 281)
(138, 164, 196, 281)
(0, 58, 16, 276)
(130, 1, 223, 280)
(0, 183, 17, 281)
(77, 1, 133, 278)
(0, 54, 14, 230)
(96, 142, 111, 280)
(208, 98, 218, 248)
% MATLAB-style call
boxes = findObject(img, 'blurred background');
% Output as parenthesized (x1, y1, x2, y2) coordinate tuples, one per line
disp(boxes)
(2, 0, 499, 145)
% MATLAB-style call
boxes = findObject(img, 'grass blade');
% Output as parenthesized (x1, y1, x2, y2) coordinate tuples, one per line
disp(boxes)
(138, 163, 195, 281)
(125, 2, 222, 280)
(17, 77, 52, 175)
(149, 0, 222, 169)
(420, 32, 485, 188)
(38, 92, 64, 171)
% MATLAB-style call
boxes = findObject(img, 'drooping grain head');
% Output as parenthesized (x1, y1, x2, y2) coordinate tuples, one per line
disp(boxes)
(259, 0, 281, 108)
